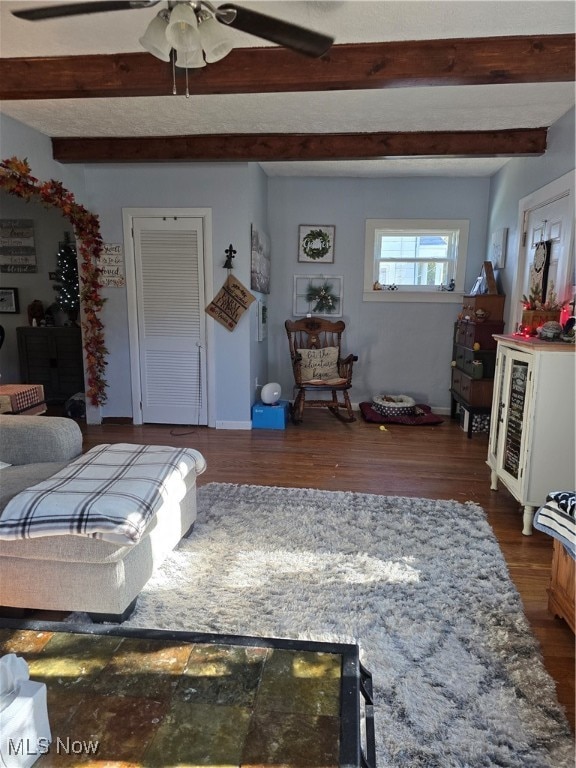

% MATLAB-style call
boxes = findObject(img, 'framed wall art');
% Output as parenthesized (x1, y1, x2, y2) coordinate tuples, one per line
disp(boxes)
(0, 287, 19, 313)
(250, 224, 271, 294)
(490, 227, 508, 269)
(293, 275, 343, 317)
(298, 225, 335, 263)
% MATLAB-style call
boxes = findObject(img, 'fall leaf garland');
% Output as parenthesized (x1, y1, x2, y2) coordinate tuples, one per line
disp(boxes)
(0, 157, 108, 406)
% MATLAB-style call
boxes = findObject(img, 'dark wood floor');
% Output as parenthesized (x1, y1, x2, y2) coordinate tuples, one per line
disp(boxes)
(81, 411, 575, 733)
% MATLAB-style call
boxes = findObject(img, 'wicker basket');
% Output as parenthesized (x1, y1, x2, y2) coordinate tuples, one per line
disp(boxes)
(372, 394, 416, 417)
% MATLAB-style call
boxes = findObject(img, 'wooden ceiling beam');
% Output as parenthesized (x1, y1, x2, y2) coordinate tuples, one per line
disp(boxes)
(51, 128, 547, 163)
(1, 35, 573, 100)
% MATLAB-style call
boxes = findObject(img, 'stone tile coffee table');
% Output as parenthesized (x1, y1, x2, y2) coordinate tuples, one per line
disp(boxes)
(0, 619, 375, 767)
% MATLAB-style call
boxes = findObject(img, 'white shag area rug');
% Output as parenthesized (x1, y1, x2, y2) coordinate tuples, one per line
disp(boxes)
(121, 483, 574, 767)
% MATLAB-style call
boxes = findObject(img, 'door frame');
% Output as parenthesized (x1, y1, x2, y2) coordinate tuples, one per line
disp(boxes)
(123, 207, 215, 426)
(512, 170, 575, 331)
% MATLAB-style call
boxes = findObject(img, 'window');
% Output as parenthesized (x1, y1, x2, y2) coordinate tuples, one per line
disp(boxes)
(364, 219, 469, 302)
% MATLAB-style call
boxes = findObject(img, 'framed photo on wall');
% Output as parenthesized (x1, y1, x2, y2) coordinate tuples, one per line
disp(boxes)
(293, 275, 343, 317)
(298, 225, 335, 263)
(0, 287, 19, 313)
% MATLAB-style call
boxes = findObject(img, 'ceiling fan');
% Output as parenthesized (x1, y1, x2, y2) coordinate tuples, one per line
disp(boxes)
(11, 1, 335, 59)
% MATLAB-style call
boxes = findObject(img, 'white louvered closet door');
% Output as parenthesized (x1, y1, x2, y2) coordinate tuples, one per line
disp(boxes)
(133, 217, 207, 424)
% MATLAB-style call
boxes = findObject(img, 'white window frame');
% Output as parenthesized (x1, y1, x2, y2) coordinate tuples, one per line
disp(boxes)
(363, 218, 469, 303)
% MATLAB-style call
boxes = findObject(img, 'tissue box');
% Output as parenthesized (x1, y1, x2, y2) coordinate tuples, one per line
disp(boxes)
(252, 400, 290, 429)
(0, 681, 51, 768)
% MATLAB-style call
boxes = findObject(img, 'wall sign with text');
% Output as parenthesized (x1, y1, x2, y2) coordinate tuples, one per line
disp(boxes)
(0, 219, 37, 273)
(98, 244, 125, 287)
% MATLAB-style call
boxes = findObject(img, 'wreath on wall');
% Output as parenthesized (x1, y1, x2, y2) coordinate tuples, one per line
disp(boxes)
(0, 157, 108, 406)
(302, 228, 331, 260)
(305, 281, 339, 313)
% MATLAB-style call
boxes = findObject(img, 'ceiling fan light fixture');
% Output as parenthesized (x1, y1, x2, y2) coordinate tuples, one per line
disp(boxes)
(175, 47, 206, 69)
(198, 14, 234, 63)
(165, 3, 201, 53)
(138, 11, 171, 62)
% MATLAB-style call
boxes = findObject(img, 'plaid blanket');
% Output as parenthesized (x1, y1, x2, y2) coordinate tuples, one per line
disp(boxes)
(0, 443, 206, 545)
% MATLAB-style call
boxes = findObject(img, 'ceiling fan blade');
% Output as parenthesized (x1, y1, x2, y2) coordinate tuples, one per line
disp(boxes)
(216, 3, 334, 58)
(12, 1, 159, 21)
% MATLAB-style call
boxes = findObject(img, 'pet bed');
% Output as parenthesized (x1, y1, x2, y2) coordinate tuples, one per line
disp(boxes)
(360, 402, 444, 426)
(372, 394, 416, 417)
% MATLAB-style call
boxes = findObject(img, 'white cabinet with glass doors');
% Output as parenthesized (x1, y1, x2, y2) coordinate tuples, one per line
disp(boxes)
(487, 335, 575, 535)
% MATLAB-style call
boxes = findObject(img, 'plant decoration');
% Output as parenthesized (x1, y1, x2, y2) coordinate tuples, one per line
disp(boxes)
(301, 228, 331, 260)
(305, 280, 339, 313)
(522, 280, 567, 312)
(0, 157, 108, 405)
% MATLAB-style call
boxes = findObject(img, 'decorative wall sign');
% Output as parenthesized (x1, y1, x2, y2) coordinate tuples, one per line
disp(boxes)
(298, 225, 335, 263)
(250, 225, 271, 294)
(98, 243, 125, 287)
(0, 287, 19, 313)
(293, 275, 343, 317)
(490, 227, 508, 269)
(0, 218, 37, 273)
(205, 274, 255, 331)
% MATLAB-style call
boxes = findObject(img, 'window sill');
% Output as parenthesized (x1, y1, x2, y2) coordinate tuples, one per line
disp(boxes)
(363, 291, 464, 304)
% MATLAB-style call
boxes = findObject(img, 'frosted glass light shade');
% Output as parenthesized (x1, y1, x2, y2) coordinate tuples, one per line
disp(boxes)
(166, 4, 201, 53)
(176, 48, 206, 68)
(261, 382, 282, 405)
(139, 14, 171, 62)
(198, 16, 234, 63)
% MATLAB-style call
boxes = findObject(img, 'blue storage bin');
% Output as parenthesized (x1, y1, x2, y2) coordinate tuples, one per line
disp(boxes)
(252, 400, 290, 429)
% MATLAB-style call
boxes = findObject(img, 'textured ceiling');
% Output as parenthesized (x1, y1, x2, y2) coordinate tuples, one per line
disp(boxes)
(1, 0, 574, 177)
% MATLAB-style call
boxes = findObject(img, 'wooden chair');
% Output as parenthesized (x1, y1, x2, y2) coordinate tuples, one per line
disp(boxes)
(285, 317, 358, 424)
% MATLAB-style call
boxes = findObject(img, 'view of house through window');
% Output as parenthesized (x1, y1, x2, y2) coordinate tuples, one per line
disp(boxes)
(364, 219, 469, 299)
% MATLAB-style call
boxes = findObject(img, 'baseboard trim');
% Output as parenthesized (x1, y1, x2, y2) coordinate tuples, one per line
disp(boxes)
(216, 420, 253, 430)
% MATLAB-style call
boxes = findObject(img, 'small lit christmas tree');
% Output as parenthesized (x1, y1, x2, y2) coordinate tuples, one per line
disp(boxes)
(53, 232, 80, 323)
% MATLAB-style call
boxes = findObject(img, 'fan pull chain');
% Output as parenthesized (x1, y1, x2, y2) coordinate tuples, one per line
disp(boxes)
(171, 50, 177, 95)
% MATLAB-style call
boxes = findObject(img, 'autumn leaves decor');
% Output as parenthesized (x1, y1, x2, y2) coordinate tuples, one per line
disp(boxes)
(0, 157, 108, 405)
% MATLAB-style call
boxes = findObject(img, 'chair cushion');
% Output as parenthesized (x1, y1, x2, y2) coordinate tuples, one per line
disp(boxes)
(298, 347, 339, 381)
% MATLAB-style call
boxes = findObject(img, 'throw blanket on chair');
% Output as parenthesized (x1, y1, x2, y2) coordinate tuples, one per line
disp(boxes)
(0, 443, 206, 545)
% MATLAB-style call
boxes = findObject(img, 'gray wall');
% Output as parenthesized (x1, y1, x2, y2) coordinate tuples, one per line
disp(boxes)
(0, 114, 87, 201)
(83, 161, 267, 424)
(267, 176, 490, 409)
(247, 163, 270, 402)
(486, 107, 575, 327)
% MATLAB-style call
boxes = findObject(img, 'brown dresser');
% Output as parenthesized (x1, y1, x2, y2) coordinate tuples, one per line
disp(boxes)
(450, 294, 505, 437)
(17, 326, 84, 404)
